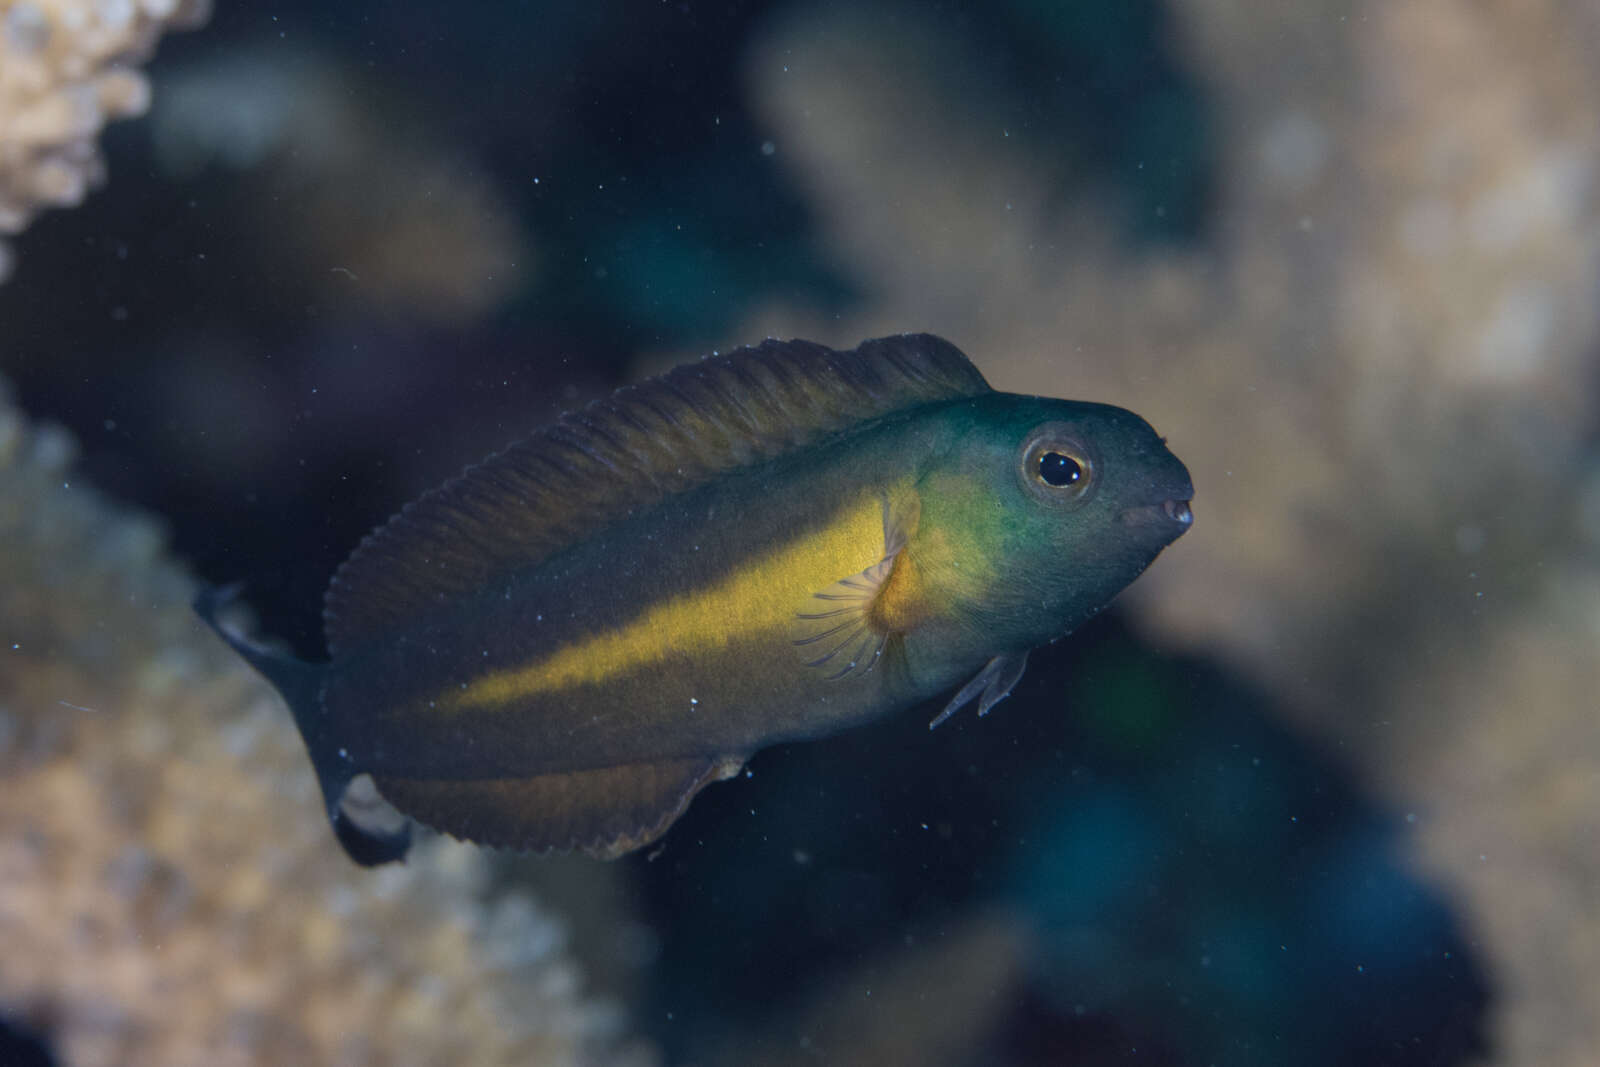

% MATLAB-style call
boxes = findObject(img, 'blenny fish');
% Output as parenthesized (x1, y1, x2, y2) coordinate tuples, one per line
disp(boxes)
(197, 334, 1192, 865)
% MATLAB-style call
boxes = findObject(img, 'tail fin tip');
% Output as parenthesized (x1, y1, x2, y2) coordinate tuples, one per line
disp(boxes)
(192, 581, 414, 866)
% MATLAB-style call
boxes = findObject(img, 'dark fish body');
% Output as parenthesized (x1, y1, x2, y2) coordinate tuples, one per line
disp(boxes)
(328, 421, 932, 780)
(198, 335, 1193, 864)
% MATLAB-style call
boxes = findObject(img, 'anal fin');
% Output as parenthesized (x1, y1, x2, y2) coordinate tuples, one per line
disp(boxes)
(374, 755, 746, 859)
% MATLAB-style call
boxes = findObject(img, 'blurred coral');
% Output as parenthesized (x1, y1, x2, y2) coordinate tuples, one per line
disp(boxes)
(148, 47, 530, 326)
(731, 1, 1600, 1063)
(0, 380, 655, 1067)
(1404, 579, 1600, 1064)
(0, 0, 209, 283)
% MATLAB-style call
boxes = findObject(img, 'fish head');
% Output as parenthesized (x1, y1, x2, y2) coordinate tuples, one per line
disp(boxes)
(918, 393, 1193, 648)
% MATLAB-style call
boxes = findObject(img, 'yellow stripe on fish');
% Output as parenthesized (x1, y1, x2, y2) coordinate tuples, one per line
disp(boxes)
(446, 490, 893, 710)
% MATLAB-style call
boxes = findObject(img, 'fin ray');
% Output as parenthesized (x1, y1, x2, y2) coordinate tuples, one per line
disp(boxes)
(791, 547, 894, 680)
(791, 488, 924, 681)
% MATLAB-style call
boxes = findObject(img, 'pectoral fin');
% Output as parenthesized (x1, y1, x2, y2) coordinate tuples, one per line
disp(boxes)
(792, 491, 921, 680)
(791, 553, 898, 679)
(928, 650, 1029, 729)
(375, 754, 746, 859)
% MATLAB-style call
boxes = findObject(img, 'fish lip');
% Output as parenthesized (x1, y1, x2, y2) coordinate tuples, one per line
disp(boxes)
(1118, 496, 1194, 530)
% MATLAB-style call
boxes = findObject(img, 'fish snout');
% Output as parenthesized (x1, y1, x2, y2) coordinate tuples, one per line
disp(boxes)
(1117, 463, 1194, 535)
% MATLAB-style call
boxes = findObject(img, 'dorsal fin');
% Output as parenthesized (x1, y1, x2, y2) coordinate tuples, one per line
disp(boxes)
(323, 334, 990, 654)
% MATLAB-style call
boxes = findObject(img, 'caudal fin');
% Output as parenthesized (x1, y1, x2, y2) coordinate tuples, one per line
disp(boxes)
(193, 583, 413, 866)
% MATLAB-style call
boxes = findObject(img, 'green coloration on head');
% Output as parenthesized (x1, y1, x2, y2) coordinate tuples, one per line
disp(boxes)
(903, 392, 1193, 670)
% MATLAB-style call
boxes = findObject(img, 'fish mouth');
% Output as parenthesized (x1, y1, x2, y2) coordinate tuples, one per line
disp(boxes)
(1118, 456, 1193, 535)
(1118, 491, 1194, 533)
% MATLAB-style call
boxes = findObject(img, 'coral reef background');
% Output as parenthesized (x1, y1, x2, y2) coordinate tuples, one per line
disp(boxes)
(0, 381, 657, 1065)
(2, 0, 1595, 1064)
(0, 0, 210, 283)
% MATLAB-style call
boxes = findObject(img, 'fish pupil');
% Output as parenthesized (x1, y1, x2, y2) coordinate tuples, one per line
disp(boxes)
(1038, 451, 1081, 487)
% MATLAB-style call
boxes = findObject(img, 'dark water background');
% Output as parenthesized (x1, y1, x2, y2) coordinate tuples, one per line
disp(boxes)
(9, 1, 1595, 1064)
(4, 0, 1206, 661)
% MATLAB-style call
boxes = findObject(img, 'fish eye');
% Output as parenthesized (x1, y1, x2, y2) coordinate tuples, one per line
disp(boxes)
(1037, 451, 1082, 487)
(1018, 423, 1095, 506)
